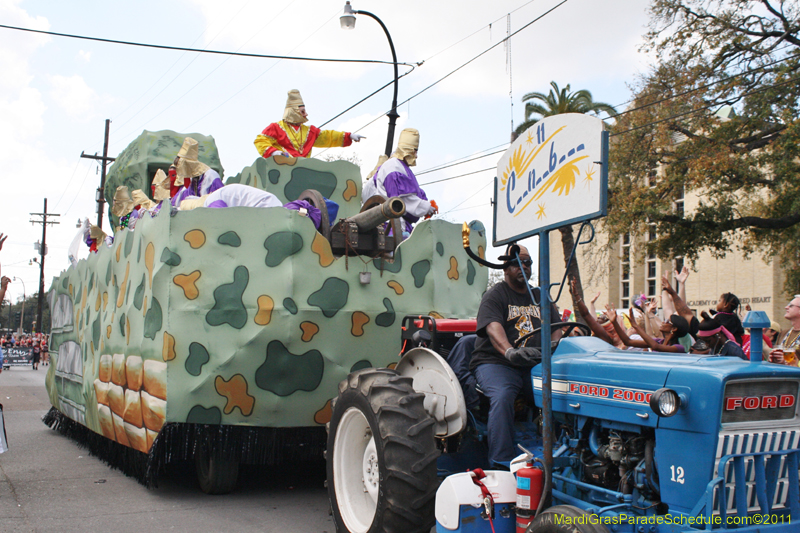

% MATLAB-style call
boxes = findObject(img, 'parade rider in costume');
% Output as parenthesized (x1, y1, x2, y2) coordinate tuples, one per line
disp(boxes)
(171, 137, 224, 208)
(362, 128, 438, 234)
(254, 89, 364, 158)
(111, 186, 137, 231)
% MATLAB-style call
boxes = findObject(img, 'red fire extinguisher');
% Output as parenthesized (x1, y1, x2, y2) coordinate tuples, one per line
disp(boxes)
(515, 461, 544, 533)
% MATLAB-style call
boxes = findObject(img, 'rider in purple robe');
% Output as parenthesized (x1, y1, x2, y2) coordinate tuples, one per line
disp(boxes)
(362, 128, 437, 233)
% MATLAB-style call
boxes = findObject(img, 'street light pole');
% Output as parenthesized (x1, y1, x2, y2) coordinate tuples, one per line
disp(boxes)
(341, 2, 399, 157)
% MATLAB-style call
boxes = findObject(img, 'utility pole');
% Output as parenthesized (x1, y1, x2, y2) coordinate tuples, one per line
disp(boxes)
(30, 199, 59, 334)
(81, 119, 116, 229)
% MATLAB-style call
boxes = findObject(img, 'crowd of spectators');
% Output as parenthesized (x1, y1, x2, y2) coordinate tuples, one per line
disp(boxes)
(1, 333, 50, 368)
(566, 266, 797, 365)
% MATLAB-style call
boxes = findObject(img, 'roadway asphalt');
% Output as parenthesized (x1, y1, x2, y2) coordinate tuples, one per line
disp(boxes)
(0, 365, 336, 533)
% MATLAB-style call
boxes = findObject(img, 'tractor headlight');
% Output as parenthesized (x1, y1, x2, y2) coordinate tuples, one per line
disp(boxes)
(650, 388, 681, 417)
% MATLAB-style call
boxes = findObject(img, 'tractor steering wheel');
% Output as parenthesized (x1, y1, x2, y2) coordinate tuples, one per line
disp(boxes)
(514, 321, 592, 351)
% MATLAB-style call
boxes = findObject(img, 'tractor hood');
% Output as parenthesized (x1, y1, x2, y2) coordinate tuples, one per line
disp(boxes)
(531, 336, 800, 429)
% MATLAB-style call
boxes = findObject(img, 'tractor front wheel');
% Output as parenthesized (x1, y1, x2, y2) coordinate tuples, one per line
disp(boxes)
(327, 368, 439, 533)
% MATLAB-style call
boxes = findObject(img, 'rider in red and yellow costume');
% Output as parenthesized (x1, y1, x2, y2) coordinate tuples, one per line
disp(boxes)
(254, 89, 364, 158)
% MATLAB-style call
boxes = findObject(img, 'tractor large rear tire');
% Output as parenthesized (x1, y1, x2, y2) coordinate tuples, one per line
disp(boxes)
(526, 505, 610, 533)
(327, 368, 439, 533)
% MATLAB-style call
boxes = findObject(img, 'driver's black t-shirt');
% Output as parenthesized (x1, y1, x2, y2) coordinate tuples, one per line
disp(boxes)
(469, 281, 559, 370)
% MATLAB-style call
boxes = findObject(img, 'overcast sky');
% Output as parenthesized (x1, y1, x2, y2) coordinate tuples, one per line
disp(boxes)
(0, 0, 651, 307)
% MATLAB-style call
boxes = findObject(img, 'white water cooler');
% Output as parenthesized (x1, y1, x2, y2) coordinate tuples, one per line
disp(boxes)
(435, 470, 517, 533)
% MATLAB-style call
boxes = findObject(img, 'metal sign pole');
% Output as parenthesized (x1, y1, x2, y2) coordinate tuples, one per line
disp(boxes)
(538, 229, 553, 506)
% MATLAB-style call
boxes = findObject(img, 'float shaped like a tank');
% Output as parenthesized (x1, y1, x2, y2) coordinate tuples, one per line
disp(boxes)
(43, 129, 487, 492)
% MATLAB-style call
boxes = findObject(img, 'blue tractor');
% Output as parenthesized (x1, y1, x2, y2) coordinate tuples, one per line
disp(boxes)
(326, 316, 800, 533)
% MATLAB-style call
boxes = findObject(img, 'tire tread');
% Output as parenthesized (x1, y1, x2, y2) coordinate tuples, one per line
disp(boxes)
(327, 369, 439, 533)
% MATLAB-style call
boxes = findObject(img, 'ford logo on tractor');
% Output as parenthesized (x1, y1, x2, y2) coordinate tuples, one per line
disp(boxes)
(725, 395, 795, 410)
(722, 380, 799, 424)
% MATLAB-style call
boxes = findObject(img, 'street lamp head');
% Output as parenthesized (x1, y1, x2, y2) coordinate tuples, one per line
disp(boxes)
(340, 1, 356, 30)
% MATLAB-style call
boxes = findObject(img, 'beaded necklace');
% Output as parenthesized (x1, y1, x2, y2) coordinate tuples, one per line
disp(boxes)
(783, 328, 800, 348)
(119, 212, 132, 229)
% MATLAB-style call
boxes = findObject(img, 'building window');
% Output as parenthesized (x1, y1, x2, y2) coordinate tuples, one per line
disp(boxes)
(647, 170, 657, 188)
(675, 187, 685, 218)
(621, 233, 631, 309)
(646, 253, 657, 298)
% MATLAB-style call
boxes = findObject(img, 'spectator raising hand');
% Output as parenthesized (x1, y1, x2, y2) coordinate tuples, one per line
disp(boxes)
(674, 265, 690, 285)
(568, 278, 614, 344)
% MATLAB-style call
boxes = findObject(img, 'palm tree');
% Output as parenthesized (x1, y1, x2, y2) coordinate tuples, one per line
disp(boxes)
(514, 82, 617, 322)
(515, 81, 617, 136)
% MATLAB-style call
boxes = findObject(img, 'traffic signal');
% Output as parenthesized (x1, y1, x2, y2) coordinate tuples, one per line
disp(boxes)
(15, 312, 20, 323)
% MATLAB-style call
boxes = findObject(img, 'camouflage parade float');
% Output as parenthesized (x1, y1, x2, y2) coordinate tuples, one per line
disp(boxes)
(43, 129, 488, 492)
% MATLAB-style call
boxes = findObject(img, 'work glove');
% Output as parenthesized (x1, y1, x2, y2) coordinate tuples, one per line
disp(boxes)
(504, 346, 541, 367)
(350, 133, 365, 142)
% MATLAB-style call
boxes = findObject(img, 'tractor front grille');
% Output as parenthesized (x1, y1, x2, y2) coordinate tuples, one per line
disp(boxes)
(713, 429, 800, 513)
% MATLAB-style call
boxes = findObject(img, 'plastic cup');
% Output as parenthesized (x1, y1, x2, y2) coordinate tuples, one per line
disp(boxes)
(784, 347, 798, 366)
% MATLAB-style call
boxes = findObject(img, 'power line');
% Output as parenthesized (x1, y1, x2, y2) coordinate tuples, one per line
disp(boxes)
(343, 0, 571, 136)
(610, 73, 800, 137)
(111, 1, 256, 130)
(416, 147, 507, 176)
(420, 0, 539, 63)
(441, 180, 494, 214)
(424, 55, 800, 183)
(181, 9, 345, 133)
(0, 23, 412, 66)
(420, 166, 495, 186)
(395, 1, 569, 114)
(604, 50, 800, 123)
(417, 73, 800, 188)
(62, 159, 95, 218)
(98, 1, 298, 154)
(318, 67, 416, 129)
(52, 158, 82, 210)
(445, 201, 492, 214)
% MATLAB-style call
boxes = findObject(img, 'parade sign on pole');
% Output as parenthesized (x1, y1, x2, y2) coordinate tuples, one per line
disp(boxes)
(493, 113, 608, 245)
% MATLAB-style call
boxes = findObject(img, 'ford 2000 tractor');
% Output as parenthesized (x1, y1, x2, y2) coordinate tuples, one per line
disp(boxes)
(326, 315, 800, 532)
(324, 115, 800, 533)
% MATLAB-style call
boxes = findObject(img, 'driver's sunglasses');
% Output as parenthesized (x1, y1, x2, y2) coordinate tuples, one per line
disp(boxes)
(515, 258, 533, 267)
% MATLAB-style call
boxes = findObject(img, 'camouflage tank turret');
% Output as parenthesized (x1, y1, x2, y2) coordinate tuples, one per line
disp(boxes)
(44, 129, 488, 493)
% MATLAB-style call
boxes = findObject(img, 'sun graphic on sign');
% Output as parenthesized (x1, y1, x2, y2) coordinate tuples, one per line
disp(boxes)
(584, 164, 596, 189)
(525, 130, 535, 145)
(536, 202, 546, 219)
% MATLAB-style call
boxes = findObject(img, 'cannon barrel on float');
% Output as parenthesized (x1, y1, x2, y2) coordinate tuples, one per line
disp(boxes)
(330, 195, 406, 257)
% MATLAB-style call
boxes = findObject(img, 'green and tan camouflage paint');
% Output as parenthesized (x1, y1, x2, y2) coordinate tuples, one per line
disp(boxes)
(46, 146, 488, 455)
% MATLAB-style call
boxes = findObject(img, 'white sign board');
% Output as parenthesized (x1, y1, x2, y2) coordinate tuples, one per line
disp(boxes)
(493, 113, 608, 245)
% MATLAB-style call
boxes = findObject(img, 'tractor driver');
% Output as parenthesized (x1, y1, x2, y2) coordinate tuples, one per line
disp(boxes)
(469, 244, 561, 467)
